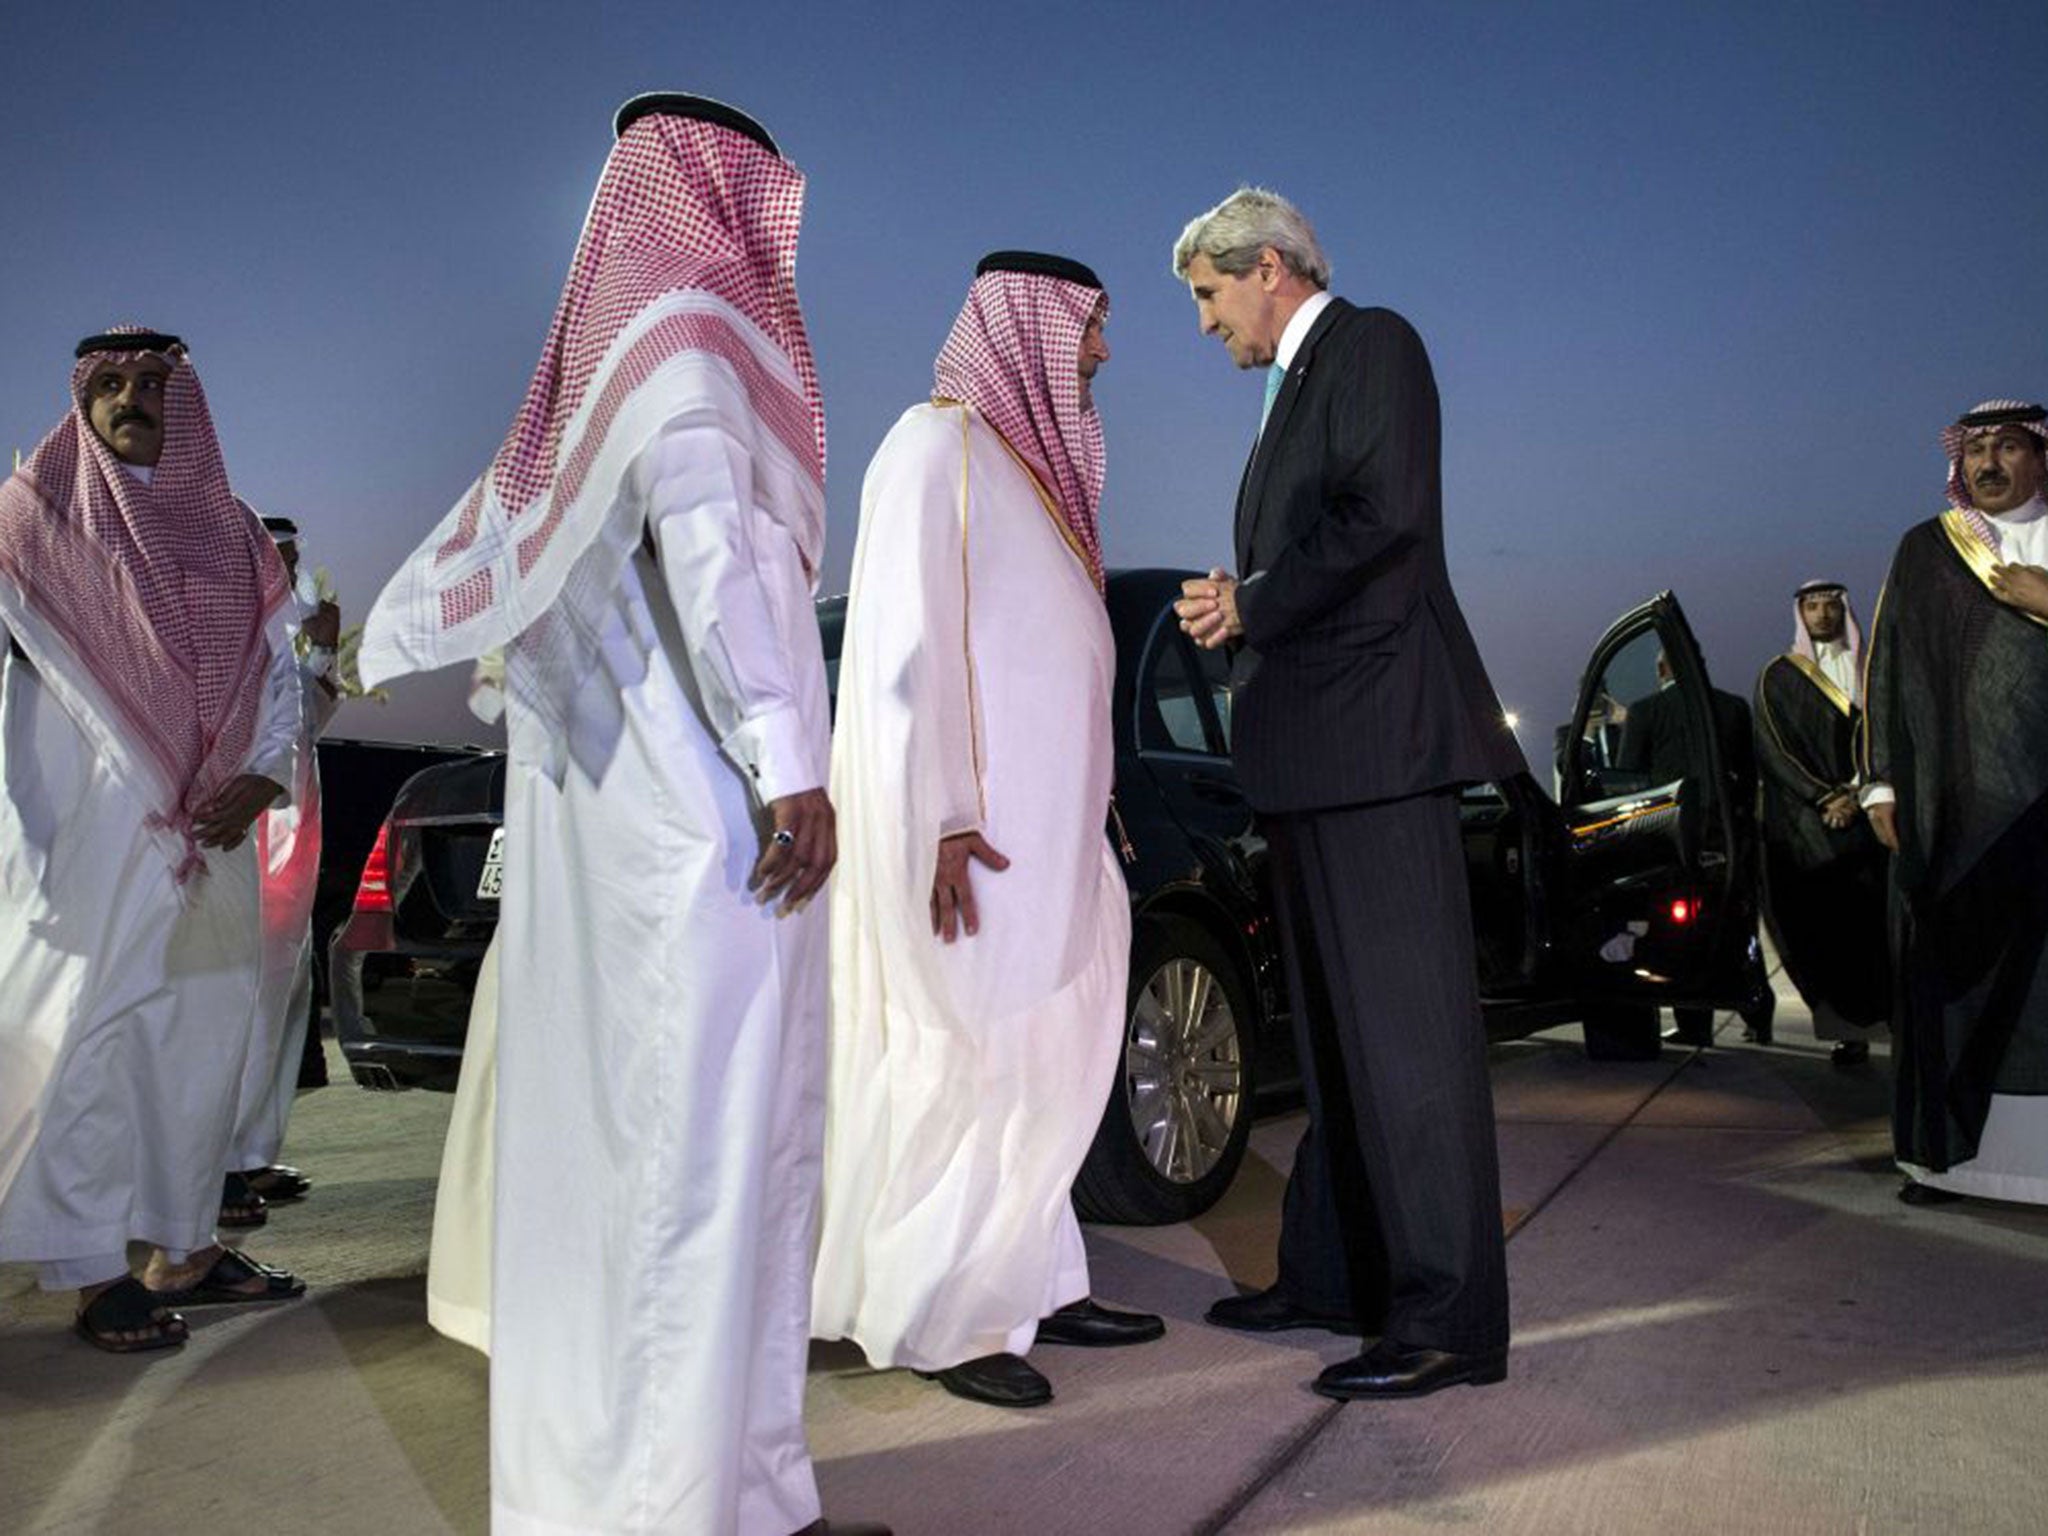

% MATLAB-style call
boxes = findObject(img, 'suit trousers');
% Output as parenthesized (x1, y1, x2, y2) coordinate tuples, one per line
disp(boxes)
(1266, 791, 1510, 1355)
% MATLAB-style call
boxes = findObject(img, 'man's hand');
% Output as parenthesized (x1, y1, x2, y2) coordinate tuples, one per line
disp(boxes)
(1867, 800, 1900, 852)
(1819, 790, 1858, 830)
(1988, 562, 2048, 620)
(301, 599, 342, 651)
(1174, 568, 1242, 651)
(191, 774, 285, 850)
(931, 831, 1010, 943)
(749, 787, 835, 914)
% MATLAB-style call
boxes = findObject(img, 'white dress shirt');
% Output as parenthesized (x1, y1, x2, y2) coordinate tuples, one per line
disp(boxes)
(1275, 290, 1333, 373)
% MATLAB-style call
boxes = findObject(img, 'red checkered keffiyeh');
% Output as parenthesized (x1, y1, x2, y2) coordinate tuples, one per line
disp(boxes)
(933, 268, 1108, 588)
(0, 330, 289, 880)
(359, 106, 825, 766)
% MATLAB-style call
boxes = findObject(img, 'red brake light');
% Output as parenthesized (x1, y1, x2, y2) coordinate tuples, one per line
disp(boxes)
(355, 824, 394, 913)
(1668, 897, 1695, 925)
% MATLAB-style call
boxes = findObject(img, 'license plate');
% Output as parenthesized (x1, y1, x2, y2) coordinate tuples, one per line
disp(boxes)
(476, 826, 505, 899)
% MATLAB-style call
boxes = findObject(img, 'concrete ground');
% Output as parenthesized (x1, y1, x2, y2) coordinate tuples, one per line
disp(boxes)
(6, 982, 2047, 1535)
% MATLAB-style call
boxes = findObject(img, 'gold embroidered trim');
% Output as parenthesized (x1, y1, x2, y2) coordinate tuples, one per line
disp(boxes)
(933, 393, 1098, 588)
(1856, 577, 1888, 783)
(1939, 507, 2048, 631)
(1758, 657, 1841, 796)
(954, 404, 987, 826)
(1783, 652, 1854, 718)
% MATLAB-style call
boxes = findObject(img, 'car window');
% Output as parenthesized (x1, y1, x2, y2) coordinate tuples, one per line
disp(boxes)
(1142, 629, 1215, 755)
(1567, 627, 1674, 803)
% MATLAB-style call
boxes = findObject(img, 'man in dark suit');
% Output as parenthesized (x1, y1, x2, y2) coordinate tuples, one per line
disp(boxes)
(1616, 652, 1757, 799)
(1171, 187, 1525, 1399)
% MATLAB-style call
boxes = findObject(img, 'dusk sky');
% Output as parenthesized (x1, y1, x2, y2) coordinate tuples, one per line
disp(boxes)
(4, 4, 2045, 762)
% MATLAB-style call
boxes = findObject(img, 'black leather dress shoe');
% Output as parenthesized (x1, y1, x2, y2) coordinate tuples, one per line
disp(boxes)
(1035, 1298, 1165, 1347)
(1831, 1040, 1871, 1067)
(1312, 1339, 1507, 1401)
(1897, 1179, 1965, 1206)
(914, 1352, 1053, 1408)
(1205, 1285, 1364, 1337)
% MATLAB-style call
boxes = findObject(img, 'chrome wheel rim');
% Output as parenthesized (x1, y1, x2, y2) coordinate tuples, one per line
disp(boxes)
(1125, 955, 1243, 1184)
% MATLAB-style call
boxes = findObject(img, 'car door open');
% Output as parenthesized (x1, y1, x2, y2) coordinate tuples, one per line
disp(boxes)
(1557, 593, 1740, 1007)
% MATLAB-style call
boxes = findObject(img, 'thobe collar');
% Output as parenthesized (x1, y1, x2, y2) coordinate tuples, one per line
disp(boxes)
(1813, 638, 1859, 702)
(1274, 290, 1333, 372)
(1986, 495, 2048, 566)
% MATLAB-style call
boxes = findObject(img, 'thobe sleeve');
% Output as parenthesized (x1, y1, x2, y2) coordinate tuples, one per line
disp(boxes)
(243, 638, 304, 801)
(640, 420, 825, 806)
(1858, 563, 1902, 809)
(302, 655, 344, 740)
(854, 411, 986, 839)
(1235, 310, 1432, 651)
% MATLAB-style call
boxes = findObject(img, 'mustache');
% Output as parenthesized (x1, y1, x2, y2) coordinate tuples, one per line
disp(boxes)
(111, 408, 156, 429)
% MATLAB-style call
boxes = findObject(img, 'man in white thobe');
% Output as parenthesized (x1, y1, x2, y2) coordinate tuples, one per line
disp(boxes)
(424, 651, 505, 1356)
(220, 512, 344, 1226)
(0, 327, 307, 1353)
(361, 95, 885, 1536)
(812, 252, 1163, 1411)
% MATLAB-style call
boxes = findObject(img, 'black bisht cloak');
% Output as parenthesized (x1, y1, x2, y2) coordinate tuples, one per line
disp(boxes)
(1753, 655, 1890, 1027)
(1864, 513, 2048, 1170)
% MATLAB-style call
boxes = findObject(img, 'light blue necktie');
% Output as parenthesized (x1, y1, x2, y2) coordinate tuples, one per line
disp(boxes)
(1259, 362, 1286, 432)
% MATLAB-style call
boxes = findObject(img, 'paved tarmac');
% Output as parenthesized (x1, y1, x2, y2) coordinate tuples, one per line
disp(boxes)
(5, 982, 2047, 1535)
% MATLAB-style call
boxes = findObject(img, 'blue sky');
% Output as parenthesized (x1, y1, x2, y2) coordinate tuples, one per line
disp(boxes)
(4, 3, 2044, 757)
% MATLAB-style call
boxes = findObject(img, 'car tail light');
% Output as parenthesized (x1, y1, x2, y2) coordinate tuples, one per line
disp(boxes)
(1668, 897, 1697, 925)
(355, 825, 395, 913)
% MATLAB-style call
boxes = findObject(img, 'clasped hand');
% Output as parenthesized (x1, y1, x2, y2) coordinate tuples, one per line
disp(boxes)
(749, 787, 835, 915)
(1175, 568, 1242, 650)
(1818, 790, 1858, 830)
(191, 773, 285, 850)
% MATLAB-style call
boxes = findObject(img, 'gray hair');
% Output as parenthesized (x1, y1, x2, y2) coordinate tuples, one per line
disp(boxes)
(1170, 186, 1330, 289)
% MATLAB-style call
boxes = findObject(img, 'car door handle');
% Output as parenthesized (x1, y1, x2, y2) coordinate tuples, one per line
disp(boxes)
(1188, 773, 1245, 805)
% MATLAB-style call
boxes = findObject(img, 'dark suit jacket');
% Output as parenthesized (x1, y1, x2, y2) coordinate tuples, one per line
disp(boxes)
(1617, 683, 1756, 808)
(1230, 299, 1525, 813)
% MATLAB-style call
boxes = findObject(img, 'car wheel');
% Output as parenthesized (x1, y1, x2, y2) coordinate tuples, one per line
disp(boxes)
(1582, 1001, 1662, 1061)
(1074, 914, 1257, 1225)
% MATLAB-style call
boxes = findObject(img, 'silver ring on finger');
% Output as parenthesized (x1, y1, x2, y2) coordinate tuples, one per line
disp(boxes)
(772, 829, 796, 847)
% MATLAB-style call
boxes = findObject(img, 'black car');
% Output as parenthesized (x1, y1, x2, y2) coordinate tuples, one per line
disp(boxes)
(330, 571, 1764, 1223)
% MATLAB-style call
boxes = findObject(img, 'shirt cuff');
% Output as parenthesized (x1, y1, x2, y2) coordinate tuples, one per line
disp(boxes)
(937, 807, 985, 839)
(1234, 570, 1268, 647)
(722, 702, 824, 805)
(1858, 782, 1895, 808)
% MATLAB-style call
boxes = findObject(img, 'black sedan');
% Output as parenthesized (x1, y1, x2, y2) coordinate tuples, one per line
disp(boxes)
(330, 571, 1765, 1224)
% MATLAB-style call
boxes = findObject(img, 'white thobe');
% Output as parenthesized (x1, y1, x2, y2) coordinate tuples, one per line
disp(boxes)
(426, 934, 497, 1354)
(428, 656, 503, 1355)
(811, 402, 1128, 1371)
(1813, 639, 1859, 709)
(0, 609, 301, 1286)
(229, 645, 342, 1174)
(489, 412, 830, 1536)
